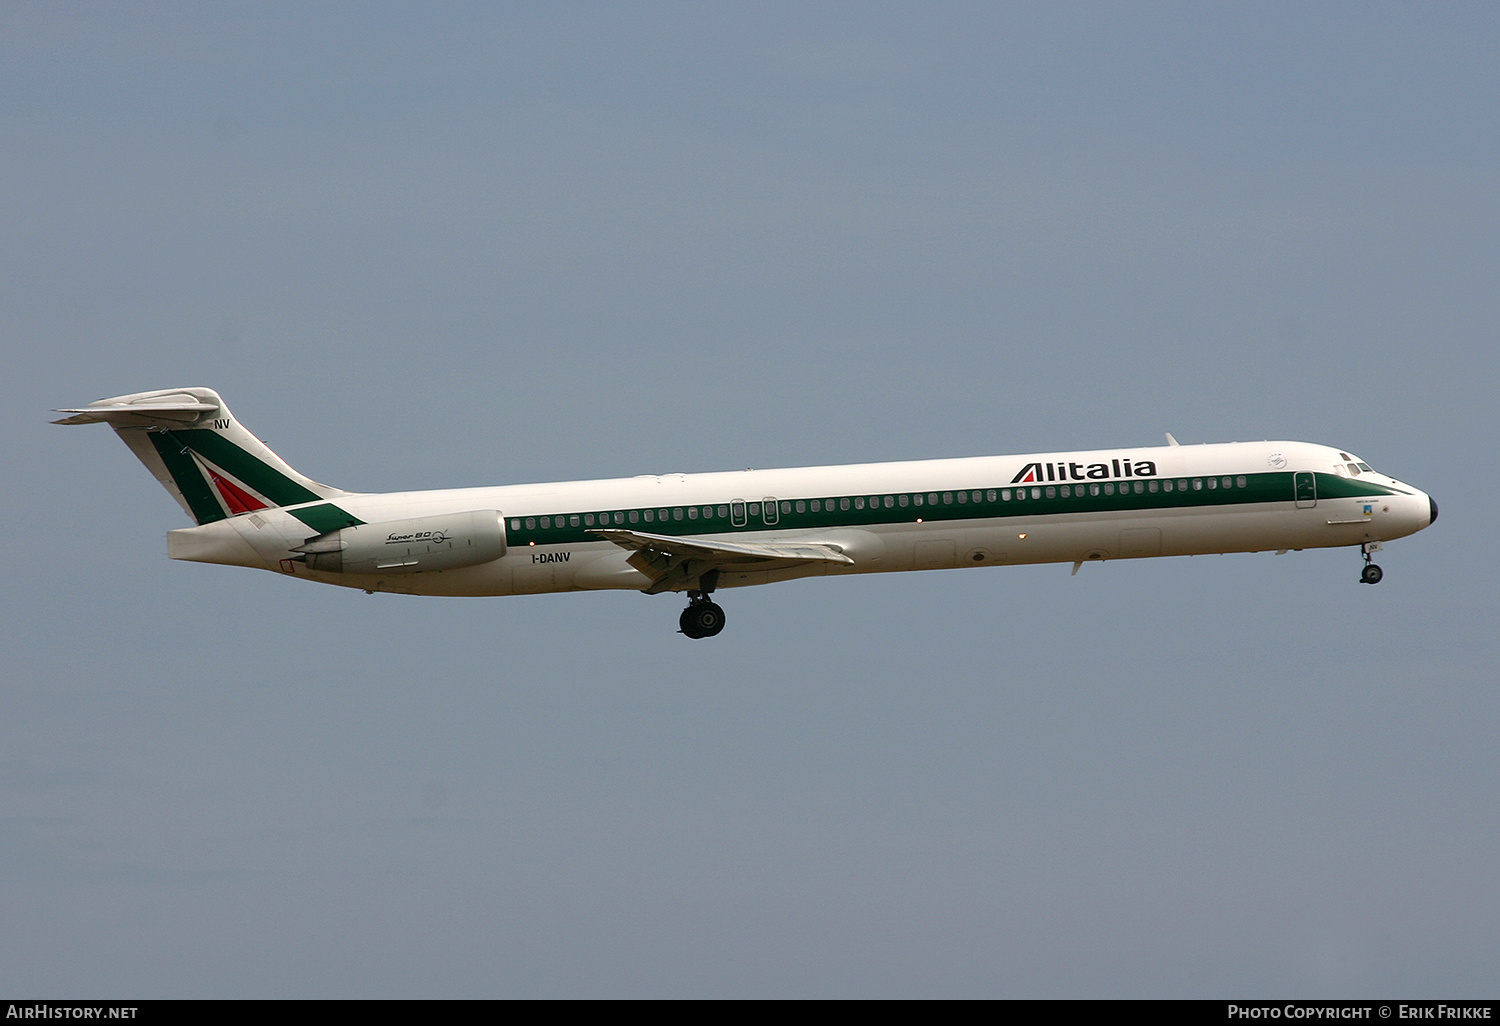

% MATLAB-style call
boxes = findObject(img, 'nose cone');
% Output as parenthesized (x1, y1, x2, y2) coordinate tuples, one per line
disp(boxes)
(1429, 495, 1439, 525)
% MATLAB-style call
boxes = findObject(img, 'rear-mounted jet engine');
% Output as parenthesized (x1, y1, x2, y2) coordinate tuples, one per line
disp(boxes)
(295, 510, 506, 575)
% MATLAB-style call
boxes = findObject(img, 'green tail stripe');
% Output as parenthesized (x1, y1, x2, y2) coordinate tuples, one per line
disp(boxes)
(164, 429, 322, 507)
(149, 432, 227, 524)
(290, 503, 365, 533)
(148, 429, 360, 531)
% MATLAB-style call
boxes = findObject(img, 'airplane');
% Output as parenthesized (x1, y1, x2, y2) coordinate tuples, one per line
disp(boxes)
(56, 386, 1438, 638)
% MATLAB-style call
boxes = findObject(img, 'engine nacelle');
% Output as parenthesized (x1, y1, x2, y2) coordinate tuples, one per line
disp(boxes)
(295, 510, 506, 575)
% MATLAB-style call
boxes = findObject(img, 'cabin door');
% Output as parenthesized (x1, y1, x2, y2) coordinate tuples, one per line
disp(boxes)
(1294, 472, 1318, 509)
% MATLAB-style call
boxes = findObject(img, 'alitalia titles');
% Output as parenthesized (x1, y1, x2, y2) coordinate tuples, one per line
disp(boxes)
(1011, 459, 1158, 485)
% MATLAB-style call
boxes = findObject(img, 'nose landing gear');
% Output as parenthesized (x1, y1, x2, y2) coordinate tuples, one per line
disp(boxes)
(1360, 541, 1384, 585)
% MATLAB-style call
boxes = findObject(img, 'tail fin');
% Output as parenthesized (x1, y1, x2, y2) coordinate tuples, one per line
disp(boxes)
(54, 387, 345, 525)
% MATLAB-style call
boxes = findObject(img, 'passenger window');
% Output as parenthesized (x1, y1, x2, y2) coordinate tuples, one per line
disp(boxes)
(717, 505, 728, 518)
(1031, 488, 1041, 499)
(1192, 479, 1202, 490)
(643, 510, 653, 522)
(1045, 486, 1055, 498)
(898, 494, 909, 507)
(913, 494, 923, 506)
(780, 501, 791, 515)
(1222, 477, 1232, 489)
(525, 517, 536, 529)
(509, 519, 521, 530)
(1236, 476, 1247, 488)
(673, 508, 684, 521)
(688, 507, 698, 519)
(1177, 479, 1188, 490)
(629, 510, 639, 523)
(957, 491, 967, 503)
(1089, 484, 1100, 496)
(1163, 480, 1173, 492)
(795, 500, 805, 513)
(585, 514, 596, 526)
(840, 497, 851, 511)
(1104, 483, 1114, 495)
(884, 496, 895, 508)
(1147, 480, 1158, 493)
(570, 515, 580, 527)
(1133, 481, 1144, 494)
(1002, 489, 1012, 501)
(943, 493, 953, 504)
(1060, 485, 1070, 497)
(928, 493, 939, 505)
(1206, 478, 1217, 489)
(855, 497, 865, 510)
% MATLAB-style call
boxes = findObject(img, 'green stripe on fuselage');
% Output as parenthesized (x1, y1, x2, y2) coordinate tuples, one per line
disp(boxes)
(289, 503, 365, 533)
(503, 470, 1399, 546)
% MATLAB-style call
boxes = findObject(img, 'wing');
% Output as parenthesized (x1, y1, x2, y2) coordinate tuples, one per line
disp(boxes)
(590, 528, 854, 594)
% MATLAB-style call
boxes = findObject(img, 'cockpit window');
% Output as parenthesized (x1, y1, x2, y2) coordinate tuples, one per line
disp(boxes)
(1347, 463, 1361, 476)
(1357, 462, 1373, 472)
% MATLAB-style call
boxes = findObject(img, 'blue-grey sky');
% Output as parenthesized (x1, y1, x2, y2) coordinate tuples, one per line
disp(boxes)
(3, 2, 1496, 997)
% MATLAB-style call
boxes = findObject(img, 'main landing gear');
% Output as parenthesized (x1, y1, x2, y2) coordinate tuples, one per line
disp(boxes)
(1360, 541, 1384, 585)
(678, 570, 725, 639)
(679, 593, 726, 639)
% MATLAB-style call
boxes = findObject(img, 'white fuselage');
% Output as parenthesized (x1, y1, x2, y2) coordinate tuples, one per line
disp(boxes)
(167, 439, 1435, 597)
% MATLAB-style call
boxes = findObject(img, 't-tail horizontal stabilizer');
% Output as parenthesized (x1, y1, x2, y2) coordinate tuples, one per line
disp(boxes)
(54, 387, 345, 526)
